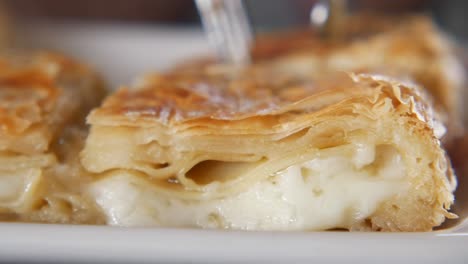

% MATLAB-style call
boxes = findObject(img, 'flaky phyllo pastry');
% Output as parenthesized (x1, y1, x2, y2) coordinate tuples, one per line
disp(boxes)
(0, 52, 106, 223)
(82, 70, 456, 231)
(246, 16, 467, 139)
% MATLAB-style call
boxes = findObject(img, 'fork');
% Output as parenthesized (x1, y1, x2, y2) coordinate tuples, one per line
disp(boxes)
(195, 0, 253, 66)
(310, 0, 348, 39)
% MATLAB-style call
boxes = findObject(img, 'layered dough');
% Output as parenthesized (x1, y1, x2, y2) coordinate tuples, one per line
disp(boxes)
(82, 71, 456, 231)
(0, 52, 106, 223)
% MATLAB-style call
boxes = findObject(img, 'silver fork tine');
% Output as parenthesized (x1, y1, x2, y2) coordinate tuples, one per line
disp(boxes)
(310, 0, 348, 39)
(196, 0, 253, 66)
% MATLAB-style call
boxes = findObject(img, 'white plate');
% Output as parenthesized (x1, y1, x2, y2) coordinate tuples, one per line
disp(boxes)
(3, 21, 467, 264)
(16, 21, 212, 87)
(0, 223, 467, 264)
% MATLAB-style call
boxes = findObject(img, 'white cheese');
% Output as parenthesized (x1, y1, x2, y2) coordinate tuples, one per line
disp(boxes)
(90, 145, 408, 230)
(0, 168, 43, 212)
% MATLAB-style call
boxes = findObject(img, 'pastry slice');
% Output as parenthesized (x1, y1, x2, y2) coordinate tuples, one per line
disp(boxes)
(183, 15, 466, 139)
(0, 51, 106, 223)
(82, 71, 456, 231)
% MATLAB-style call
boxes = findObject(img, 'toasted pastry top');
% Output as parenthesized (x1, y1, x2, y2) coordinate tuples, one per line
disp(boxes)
(88, 69, 443, 138)
(0, 52, 105, 154)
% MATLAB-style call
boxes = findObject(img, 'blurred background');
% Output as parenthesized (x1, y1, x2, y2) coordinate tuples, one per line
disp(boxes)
(1, 0, 465, 87)
(2, 0, 467, 41)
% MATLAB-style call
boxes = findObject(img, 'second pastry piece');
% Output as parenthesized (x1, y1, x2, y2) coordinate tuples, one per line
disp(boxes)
(0, 52, 106, 223)
(249, 16, 466, 139)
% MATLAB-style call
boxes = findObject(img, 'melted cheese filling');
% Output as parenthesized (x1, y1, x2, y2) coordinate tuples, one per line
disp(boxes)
(0, 153, 55, 213)
(90, 144, 409, 230)
(0, 168, 43, 213)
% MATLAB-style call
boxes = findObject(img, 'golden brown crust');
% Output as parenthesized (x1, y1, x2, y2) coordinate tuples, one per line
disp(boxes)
(89, 67, 442, 131)
(89, 66, 362, 125)
(0, 61, 59, 135)
(0, 51, 106, 154)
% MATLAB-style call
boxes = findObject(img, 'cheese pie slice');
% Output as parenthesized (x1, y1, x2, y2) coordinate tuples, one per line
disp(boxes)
(82, 70, 456, 231)
(0, 51, 106, 223)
